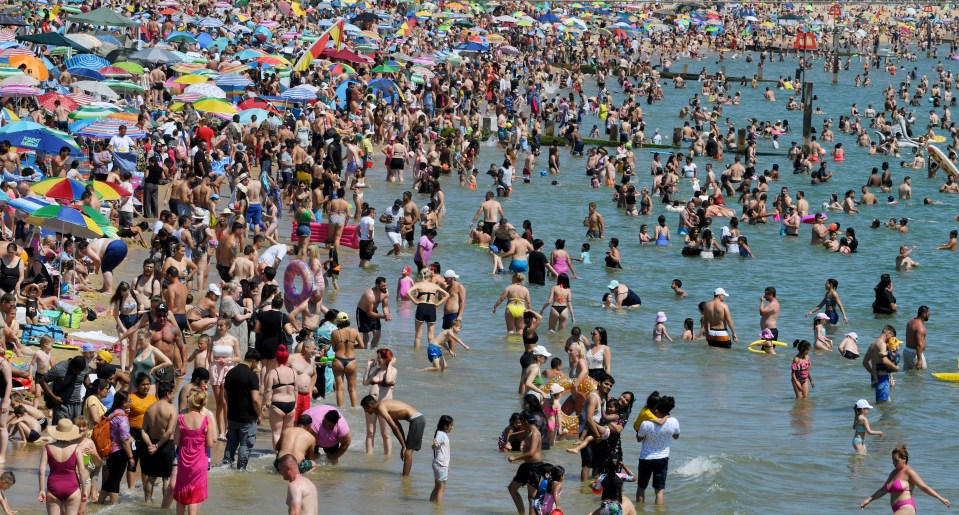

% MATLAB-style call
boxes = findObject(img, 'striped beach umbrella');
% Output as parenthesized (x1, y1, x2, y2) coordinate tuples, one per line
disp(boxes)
(30, 177, 89, 200)
(68, 104, 119, 120)
(281, 86, 317, 101)
(184, 83, 226, 98)
(24, 204, 104, 238)
(215, 74, 254, 87)
(0, 75, 37, 86)
(0, 66, 23, 78)
(76, 118, 147, 139)
(104, 80, 145, 93)
(98, 66, 132, 78)
(65, 54, 110, 69)
(66, 92, 96, 106)
(0, 84, 40, 97)
(85, 180, 131, 200)
(199, 17, 224, 28)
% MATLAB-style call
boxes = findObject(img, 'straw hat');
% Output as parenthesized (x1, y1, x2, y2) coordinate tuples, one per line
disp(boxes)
(48, 419, 81, 442)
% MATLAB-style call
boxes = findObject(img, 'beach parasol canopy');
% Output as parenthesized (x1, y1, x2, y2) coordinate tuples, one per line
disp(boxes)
(16, 33, 90, 52)
(192, 97, 238, 115)
(0, 15, 26, 26)
(70, 81, 121, 100)
(0, 75, 37, 87)
(76, 118, 147, 139)
(112, 61, 144, 74)
(85, 180, 131, 200)
(129, 47, 183, 65)
(30, 177, 90, 200)
(282, 86, 317, 101)
(24, 204, 104, 239)
(184, 83, 226, 98)
(67, 7, 140, 28)
(67, 67, 105, 81)
(37, 92, 78, 112)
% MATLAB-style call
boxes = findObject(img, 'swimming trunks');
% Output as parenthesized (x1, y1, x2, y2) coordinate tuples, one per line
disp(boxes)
(840, 350, 860, 360)
(101, 240, 128, 274)
(441, 312, 458, 330)
(273, 457, 314, 474)
(356, 308, 381, 334)
(706, 329, 731, 349)
(427, 344, 443, 363)
(406, 413, 425, 451)
(246, 203, 262, 228)
(509, 259, 529, 273)
(415, 304, 437, 324)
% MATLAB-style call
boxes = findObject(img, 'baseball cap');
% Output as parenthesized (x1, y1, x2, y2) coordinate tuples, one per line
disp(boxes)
(845, 332, 859, 341)
(532, 345, 551, 358)
(815, 313, 830, 320)
(207, 284, 222, 296)
(156, 302, 169, 312)
(855, 399, 874, 409)
(714, 287, 729, 297)
(80, 343, 95, 353)
(607, 280, 619, 290)
(335, 311, 350, 323)
(393, 199, 402, 206)
(443, 270, 459, 279)
(549, 383, 565, 395)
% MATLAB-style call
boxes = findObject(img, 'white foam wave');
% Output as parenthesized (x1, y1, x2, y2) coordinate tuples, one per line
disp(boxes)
(675, 455, 723, 478)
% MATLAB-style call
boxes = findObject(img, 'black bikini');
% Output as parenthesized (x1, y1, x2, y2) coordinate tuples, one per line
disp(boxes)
(271, 369, 296, 414)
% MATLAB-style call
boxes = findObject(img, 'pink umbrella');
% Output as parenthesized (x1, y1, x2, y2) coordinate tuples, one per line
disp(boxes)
(98, 66, 132, 78)
(0, 84, 40, 97)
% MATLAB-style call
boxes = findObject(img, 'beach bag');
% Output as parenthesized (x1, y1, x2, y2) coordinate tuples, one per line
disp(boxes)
(92, 412, 120, 458)
(22, 324, 66, 342)
(58, 308, 84, 329)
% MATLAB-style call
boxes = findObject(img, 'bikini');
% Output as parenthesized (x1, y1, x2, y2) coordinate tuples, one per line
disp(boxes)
(853, 422, 866, 446)
(506, 298, 526, 319)
(271, 369, 296, 414)
(46, 445, 80, 501)
(333, 329, 356, 367)
(886, 470, 917, 513)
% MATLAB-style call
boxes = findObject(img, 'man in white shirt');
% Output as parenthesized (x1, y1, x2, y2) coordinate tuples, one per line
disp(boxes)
(108, 124, 135, 153)
(635, 396, 680, 506)
(358, 206, 376, 268)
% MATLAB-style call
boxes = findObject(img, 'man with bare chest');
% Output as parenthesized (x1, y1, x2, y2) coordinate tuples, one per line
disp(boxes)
(290, 290, 328, 340)
(216, 222, 245, 282)
(288, 340, 317, 420)
(355, 278, 392, 348)
(150, 304, 187, 386)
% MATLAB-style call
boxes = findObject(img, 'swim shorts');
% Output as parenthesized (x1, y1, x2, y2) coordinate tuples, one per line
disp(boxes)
(509, 259, 528, 273)
(406, 414, 425, 451)
(706, 330, 731, 349)
(637, 457, 669, 490)
(441, 312, 458, 330)
(356, 308, 381, 334)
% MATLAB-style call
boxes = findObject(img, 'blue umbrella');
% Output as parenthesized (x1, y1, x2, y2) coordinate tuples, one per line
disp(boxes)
(65, 54, 109, 69)
(454, 41, 488, 52)
(367, 78, 403, 104)
(196, 32, 213, 48)
(335, 79, 358, 109)
(215, 74, 254, 87)
(237, 108, 271, 123)
(199, 17, 224, 28)
(0, 121, 81, 154)
(281, 86, 317, 101)
(537, 13, 562, 23)
(95, 34, 122, 45)
(66, 67, 105, 81)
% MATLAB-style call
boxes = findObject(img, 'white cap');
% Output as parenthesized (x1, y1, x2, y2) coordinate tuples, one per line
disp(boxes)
(855, 399, 873, 409)
(607, 280, 620, 290)
(815, 313, 830, 320)
(532, 345, 551, 358)
(443, 270, 459, 279)
(714, 287, 729, 297)
(207, 284, 222, 296)
(845, 332, 859, 341)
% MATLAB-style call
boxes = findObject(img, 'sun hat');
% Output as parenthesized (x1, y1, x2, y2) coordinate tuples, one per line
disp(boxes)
(845, 332, 859, 341)
(655, 312, 667, 323)
(48, 419, 82, 442)
(759, 328, 775, 340)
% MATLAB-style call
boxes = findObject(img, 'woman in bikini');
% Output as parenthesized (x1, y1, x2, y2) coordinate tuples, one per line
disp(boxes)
(187, 285, 220, 335)
(407, 269, 449, 349)
(331, 311, 362, 408)
(491, 272, 532, 336)
(362, 348, 397, 455)
(110, 282, 140, 371)
(860, 444, 950, 513)
(263, 344, 297, 447)
(541, 273, 575, 333)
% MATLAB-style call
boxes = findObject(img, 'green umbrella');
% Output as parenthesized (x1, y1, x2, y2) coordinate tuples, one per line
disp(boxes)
(112, 61, 144, 74)
(68, 105, 118, 120)
(104, 80, 145, 92)
(75, 204, 112, 227)
(371, 64, 400, 73)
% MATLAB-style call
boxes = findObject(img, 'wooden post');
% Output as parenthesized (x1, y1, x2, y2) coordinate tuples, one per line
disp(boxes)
(672, 128, 683, 148)
(758, 63, 764, 81)
(609, 124, 619, 142)
(737, 128, 747, 152)
(544, 121, 555, 138)
(482, 117, 492, 133)
(682, 64, 689, 76)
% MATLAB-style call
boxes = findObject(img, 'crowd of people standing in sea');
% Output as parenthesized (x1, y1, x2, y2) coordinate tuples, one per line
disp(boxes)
(0, 0, 955, 513)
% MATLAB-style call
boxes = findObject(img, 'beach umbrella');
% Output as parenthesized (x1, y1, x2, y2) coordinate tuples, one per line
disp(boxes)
(67, 67, 106, 81)
(238, 108, 272, 123)
(95, 35, 123, 46)
(281, 86, 317, 101)
(0, 15, 26, 26)
(0, 67, 24, 79)
(166, 31, 197, 43)
(68, 105, 119, 120)
(214, 74, 255, 89)
(129, 47, 183, 65)
(85, 180, 131, 200)
(326, 63, 355, 75)
(0, 84, 40, 97)
(174, 74, 210, 85)
(24, 204, 104, 239)
(65, 54, 110, 70)
(98, 66, 132, 78)
(37, 93, 78, 112)
(67, 7, 139, 28)
(112, 61, 144, 74)
(371, 64, 400, 73)
(199, 17, 225, 28)
(0, 74, 36, 87)
(193, 97, 238, 115)
(76, 118, 147, 139)
(16, 33, 90, 52)
(70, 81, 121, 100)
(454, 41, 488, 52)
(185, 83, 226, 98)
(104, 80, 145, 93)
(7, 55, 47, 80)
(73, 204, 113, 228)
(30, 177, 89, 200)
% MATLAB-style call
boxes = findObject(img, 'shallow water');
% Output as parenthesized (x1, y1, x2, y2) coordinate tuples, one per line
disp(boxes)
(10, 50, 959, 514)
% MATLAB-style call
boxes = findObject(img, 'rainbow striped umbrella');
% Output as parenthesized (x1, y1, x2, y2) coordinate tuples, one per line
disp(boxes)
(24, 204, 104, 238)
(76, 118, 147, 139)
(30, 177, 89, 200)
(85, 180, 130, 200)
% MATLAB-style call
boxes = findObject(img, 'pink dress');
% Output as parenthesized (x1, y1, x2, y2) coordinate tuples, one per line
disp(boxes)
(173, 414, 209, 506)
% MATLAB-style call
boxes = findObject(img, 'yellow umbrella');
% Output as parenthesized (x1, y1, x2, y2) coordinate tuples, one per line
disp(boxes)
(292, 2, 306, 16)
(487, 34, 505, 43)
(193, 97, 238, 115)
(174, 75, 210, 85)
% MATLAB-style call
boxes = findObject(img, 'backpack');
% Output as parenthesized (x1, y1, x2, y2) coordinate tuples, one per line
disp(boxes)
(92, 412, 120, 458)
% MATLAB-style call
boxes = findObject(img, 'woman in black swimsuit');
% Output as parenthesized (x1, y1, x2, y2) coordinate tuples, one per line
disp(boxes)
(265, 344, 297, 447)
(0, 242, 23, 295)
(406, 269, 449, 349)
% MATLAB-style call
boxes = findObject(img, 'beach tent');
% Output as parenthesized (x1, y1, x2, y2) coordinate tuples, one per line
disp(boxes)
(67, 7, 140, 28)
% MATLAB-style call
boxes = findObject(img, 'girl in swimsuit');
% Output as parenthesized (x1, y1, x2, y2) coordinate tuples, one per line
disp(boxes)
(652, 312, 673, 342)
(541, 273, 575, 333)
(654, 215, 670, 246)
(852, 400, 883, 454)
(264, 344, 297, 447)
(209, 318, 240, 441)
(396, 266, 414, 301)
(362, 348, 397, 455)
(860, 444, 950, 513)
(187, 286, 220, 334)
(331, 312, 361, 408)
(550, 239, 576, 278)
(491, 273, 531, 336)
(813, 314, 833, 350)
(790, 340, 814, 399)
(110, 282, 140, 371)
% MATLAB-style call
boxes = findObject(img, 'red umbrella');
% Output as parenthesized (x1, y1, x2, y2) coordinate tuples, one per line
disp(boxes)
(237, 98, 280, 114)
(322, 48, 373, 64)
(36, 92, 78, 112)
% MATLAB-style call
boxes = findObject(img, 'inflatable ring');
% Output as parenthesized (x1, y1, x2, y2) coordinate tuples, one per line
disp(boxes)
(576, 375, 598, 396)
(283, 259, 317, 312)
(545, 376, 574, 395)
(748, 340, 788, 354)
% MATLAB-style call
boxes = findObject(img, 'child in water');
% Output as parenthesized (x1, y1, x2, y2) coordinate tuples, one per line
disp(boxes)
(852, 399, 882, 454)
(424, 320, 470, 372)
(396, 266, 414, 301)
(681, 319, 695, 340)
(749, 328, 779, 354)
(430, 415, 453, 503)
(489, 245, 505, 274)
(652, 312, 673, 342)
(791, 340, 814, 399)
(566, 399, 619, 453)
(570, 243, 591, 264)
(532, 464, 564, 515)
(671, 279, 686, 297)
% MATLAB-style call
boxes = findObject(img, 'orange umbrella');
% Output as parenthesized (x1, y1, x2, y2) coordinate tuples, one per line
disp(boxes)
(8, 55, 48, 81)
